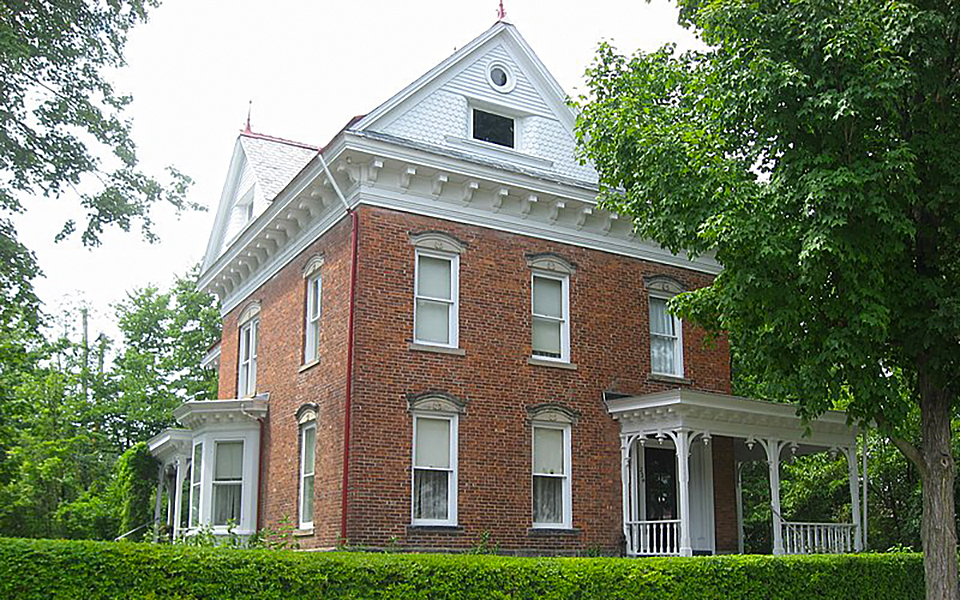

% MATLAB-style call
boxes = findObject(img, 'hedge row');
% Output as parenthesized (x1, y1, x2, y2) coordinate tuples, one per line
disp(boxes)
(0, 537, 924, 600)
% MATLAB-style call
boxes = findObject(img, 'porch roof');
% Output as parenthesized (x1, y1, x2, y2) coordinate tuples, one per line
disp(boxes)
(147, 428, 192, 465)
(605, 388, 857, 451)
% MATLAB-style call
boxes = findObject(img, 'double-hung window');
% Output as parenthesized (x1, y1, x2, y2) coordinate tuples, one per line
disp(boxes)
(238, 318, 259, 397)
(189, 442, 203, 528)
(412, 414, 457, 525)
(212, 441, 243, 527)
(531, 273, 569, 361)
(532, 424, 571, 528)
(649, 296, 683, 377)
(414, 251, 459, 347)
(304, 273, 322, 364)
(299, 422, 316, 529)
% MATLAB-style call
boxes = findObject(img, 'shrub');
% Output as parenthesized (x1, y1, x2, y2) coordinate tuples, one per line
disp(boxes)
(0, 537, 924, 600)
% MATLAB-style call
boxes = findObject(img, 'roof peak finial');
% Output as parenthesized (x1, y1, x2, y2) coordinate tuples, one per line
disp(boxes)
(497, 0, 506, 21)
(244, 100, 253, 133)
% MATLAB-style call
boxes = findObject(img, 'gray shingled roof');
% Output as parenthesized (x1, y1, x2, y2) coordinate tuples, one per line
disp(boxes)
(238, 134, 317, 202)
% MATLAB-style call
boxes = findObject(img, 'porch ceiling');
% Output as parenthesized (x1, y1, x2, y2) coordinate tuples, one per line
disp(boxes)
(605, 388, 857, 450)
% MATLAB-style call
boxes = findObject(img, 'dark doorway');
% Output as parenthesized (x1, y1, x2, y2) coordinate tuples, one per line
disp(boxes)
(645, 447, 677, 520)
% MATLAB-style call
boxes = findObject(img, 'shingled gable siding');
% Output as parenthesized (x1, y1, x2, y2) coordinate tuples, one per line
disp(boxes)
(218, 217, 353, 549)
(347, 206, 732, 554)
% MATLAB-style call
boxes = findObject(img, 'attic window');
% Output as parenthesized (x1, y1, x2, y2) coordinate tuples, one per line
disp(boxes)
(472, 109, 514, 148)
(486, 61, 515, 93)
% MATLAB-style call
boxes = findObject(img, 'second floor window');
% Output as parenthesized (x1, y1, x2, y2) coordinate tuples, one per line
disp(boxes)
(414, 251, 459, 347)
(238, 318, 259, 397)
(212, 441, 243, 526)
(650, 297, 683, 377)
(531, 273, 569, 361)
(304, 273, 322, 364)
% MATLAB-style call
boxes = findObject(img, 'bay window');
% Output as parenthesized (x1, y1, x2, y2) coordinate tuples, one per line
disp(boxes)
(414, 251, 459, 347)
(412, 414, 457, 525)
(189, 442, 202, 528)
(212, 441, 243, 526)
(532, 424, 571, 528)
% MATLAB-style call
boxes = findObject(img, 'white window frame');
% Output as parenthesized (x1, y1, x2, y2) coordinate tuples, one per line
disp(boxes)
(238, 317, 259, 397)
(413, 249, 459, 348)
(188, 441, 203, 529)
(211, 440, 244, 528)
(304, 272, 322, 364)
(531, 423, 572, 529)
(410, 413, 458, 526)
(649, 293, 684, 378)
(469, 107, 517, 149)
(531, 272, 570, 362)
(299, 421, 317, 530)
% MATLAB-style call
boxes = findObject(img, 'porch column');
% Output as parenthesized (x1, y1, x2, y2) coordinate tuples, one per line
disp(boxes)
(676, 429, 693, 557)
(846, 446, 863, 551)
(620, 435, 632, 555)
(172, 456, 186, 539)
(736, 462, 745, 554)
(764, 439, 785, 555)
(152, 464, 165, 542)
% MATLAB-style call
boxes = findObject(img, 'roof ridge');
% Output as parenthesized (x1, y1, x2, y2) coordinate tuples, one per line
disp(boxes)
(239, 130, 320, 152)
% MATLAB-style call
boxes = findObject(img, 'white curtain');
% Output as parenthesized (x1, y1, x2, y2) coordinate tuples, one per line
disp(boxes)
(213, 483, 242, 526)
(649, 298, 677, 374)
(213, 442, 243, 526)
(215, 442, 243, 481)
(413, 470, 449, 520)
(533, 477, 562, 524)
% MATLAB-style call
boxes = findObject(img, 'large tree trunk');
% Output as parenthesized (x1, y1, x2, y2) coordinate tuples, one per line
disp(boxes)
(918, 375, 958, 600)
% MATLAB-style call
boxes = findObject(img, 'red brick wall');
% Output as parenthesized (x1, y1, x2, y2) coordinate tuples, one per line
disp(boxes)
(217, 217, 353, 548)
(712, 435, 739, 553)
(345, 206, 731, 554)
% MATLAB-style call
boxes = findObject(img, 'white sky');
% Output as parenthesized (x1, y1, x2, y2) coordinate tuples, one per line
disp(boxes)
(14, 0, 699, 340)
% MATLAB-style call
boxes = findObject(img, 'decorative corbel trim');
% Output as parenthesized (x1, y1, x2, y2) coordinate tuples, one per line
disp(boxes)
(526, 402, 580, 424)
(406, 391, 469, 414)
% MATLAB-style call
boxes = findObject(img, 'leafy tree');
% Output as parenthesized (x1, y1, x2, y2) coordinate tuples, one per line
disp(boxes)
(575, 1, 960, 597)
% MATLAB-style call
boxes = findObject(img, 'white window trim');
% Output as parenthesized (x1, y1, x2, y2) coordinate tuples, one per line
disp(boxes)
(188, 442, 203, 529)
(299, 421, 317, 530)
(413, 249, 460, 349)
(304, 272, 322, 364)
(469, 106, 519, 150)
(184, 429, 260, 536)
(211, 440, 245, 527)
(410, 412, 458, 527)
(649, 292, 684, 378)
(238, 317, 259, 397)
(531, 422, 572, 529)
(530, 271, 570, 363)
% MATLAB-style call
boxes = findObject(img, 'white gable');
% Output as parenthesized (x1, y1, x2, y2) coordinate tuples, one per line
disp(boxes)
(201, 133, 317, 271)
(355, 22, 597, 185)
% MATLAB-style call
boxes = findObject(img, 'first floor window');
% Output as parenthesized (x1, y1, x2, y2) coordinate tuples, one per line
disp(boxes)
(238, 318, 259, 396)
(212, 441, 243, 526)
(412, 415, 456, 524)
(414, 251, 458, 347)
(532, 425, 571, 527)
(304, 273, 321, 363)
(649, 296, 682, 377)
(531, 273, 569, 361)
(299, 423, 316, 529)
(189, 443, 203, 528)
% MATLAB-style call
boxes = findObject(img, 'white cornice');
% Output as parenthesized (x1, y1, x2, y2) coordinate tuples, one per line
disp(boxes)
(173, 398, 268, 431)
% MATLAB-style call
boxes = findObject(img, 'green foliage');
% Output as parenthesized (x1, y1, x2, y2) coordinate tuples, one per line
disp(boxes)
(0, 537, 924, 600)
(0, 268, 219, 541)
(114, 443, 158, 539)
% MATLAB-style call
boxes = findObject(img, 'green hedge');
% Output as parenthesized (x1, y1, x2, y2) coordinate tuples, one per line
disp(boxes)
(0, 537, 923, 600)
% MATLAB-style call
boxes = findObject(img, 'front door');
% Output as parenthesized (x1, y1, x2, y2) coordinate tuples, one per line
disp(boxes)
(644, 447, 677, 520)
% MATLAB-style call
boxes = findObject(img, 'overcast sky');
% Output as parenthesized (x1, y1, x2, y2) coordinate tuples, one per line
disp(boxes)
(14, 0, 699, 340)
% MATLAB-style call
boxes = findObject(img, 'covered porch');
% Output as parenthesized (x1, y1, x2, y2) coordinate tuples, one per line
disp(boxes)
(605, 389, 864, 557)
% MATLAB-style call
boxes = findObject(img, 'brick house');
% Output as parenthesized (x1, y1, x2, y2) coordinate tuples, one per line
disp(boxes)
(148, 20, 866, 557)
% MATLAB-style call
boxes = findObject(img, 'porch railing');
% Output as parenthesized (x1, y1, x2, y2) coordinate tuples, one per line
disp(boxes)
(782, 521, 856, 554)
(626, 519, 681, 556)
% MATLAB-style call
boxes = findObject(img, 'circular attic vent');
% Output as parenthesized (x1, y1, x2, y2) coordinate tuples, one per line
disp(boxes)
(486, 61, 516, 93)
